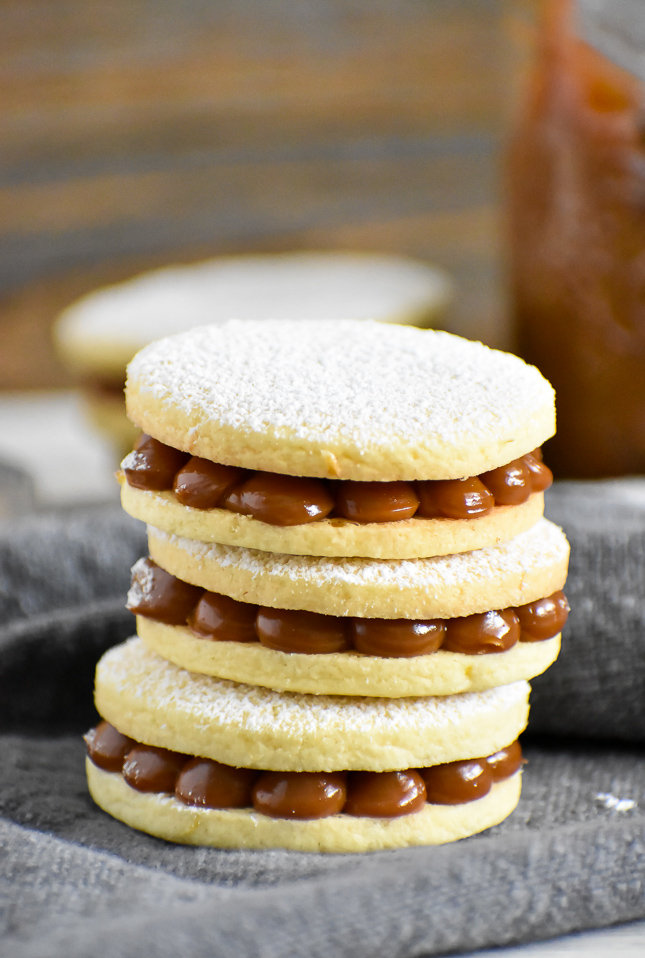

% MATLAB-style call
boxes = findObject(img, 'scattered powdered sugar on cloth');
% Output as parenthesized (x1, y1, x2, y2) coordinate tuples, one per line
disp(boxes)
(127, 321, 553, 450)
(98, 637, 529, 736)
(149, 518, 568, 590)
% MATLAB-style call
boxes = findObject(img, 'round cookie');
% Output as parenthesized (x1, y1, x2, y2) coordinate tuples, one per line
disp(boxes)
(125, 320, 555, 482)
(55, 253, 452, 378)
(95, 638, 531, 773)
(137, 615, 561, 697)
(120, 477, 545, 560)
(86, 760, 521, 853)
(146, 517, 570, 620)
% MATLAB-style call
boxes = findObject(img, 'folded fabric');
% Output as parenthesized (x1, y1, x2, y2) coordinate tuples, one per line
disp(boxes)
(0, 482, 644, 957)
(536, 479, 645, 740)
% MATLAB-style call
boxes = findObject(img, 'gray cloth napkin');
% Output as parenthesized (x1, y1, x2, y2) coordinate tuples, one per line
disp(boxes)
(0, 483, 644, 957)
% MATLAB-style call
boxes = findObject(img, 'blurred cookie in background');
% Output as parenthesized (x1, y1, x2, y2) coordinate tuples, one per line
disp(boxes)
(53, 252, 452, 456)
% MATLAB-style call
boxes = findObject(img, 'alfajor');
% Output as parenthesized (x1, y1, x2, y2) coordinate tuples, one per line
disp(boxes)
(129, 518, 570, 697)
(119, 320, 555, 559)
(86, 638, 528, 852)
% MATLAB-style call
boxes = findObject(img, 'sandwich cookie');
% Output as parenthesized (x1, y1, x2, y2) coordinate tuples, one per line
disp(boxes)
(121, 320, 555, 558)
(86, 728, 522, 853)
(94, 638, 530, 773)
(128, 542, 569, 697)
(118, 456, 547, 560)
(87, 638, 528, 851)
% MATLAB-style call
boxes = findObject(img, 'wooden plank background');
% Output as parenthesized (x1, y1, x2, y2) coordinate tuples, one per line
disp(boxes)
(0, 0, 540, 389)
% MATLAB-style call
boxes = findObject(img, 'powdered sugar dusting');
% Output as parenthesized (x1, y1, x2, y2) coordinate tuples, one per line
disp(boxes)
(149, 518, 568, 591)
(99, 637, 529, 735)
(127, 321, 553, 452)
(126, 557, 154, 608)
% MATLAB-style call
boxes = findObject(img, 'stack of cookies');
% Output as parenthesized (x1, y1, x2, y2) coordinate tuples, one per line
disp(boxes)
(85, 320, 570, 853)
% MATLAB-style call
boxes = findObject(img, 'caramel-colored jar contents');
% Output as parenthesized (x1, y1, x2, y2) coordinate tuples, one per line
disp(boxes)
(128, 557, 203, 626)
(486, 742, 524, 783)
(421, 758, 493, 805)
(188, 592, 257, 642)
(175, 758, 257, 809)
(256, 608, 349, 654)
(443, 609, 520, 655)
(416, 477, 495, 519)
(516, 591, 569, 641)
(122, 435, 190, 491)
(344, 770, 427, 818)
(351, 618, 445, 658)
(510, 0, 645, 477)
(223, 472, 334, 526)
(252, 771, 347, 819)
(173, 458, 246, 509)
(122, 745, 188, 793)
(84, 721, 135, 774)
(480, 460, 531, 506)
(334, 481, 419, 523)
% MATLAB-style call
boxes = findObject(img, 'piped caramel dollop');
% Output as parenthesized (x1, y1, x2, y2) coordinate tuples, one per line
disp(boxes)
(175, 758, 257, 808)
(334, 481, 420, 523)
(223, 472, 334, 525)
(122, 435, 190, 491)
(252, 771, 347, 819)
(515, 591, 569, 641)
(173, 458, 246, 509)
(256, 607, 350, 654)
(421, 758, 493, 805)
(84, 721, 135, 773)
(416, 476, 495, 519)
(344, 770, 427, 817)
(122, 745, 188, 793)
(127, 557, 203, 626)
(442, 609, 521, 655)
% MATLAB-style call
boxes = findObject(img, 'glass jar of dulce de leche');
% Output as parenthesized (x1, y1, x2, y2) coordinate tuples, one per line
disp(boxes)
(509, 0, 645, 478)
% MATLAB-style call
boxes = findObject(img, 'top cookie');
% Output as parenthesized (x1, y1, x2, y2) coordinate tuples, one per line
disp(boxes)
(126, 321, 555, 482)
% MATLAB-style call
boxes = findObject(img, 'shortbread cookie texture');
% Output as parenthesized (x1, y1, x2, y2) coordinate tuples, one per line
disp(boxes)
(137, 615, 561, 698)
(94, 638, 530, 773)
(120, 477, 545, 560)
(86, 760, 521, 853)
(146, 518, 569, 620)
(125, 321, 555, 482)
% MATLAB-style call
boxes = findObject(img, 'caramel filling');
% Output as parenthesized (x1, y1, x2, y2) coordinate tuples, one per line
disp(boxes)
(128, 557, 569, 657)
(85, 722, 524, 819)
(122, 435, 552, 527)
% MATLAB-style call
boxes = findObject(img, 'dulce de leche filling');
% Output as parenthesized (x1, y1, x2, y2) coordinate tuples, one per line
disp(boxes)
(85, 721, 524, 819)
(128, 557, 569, 657)
(122, 434, 552, 527)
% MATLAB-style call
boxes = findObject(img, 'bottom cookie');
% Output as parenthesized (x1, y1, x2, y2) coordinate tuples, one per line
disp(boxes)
(86, 760, 522, 853)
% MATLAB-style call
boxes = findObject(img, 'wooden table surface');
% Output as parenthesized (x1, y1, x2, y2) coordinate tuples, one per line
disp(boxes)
(0, 0, 539, 390)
